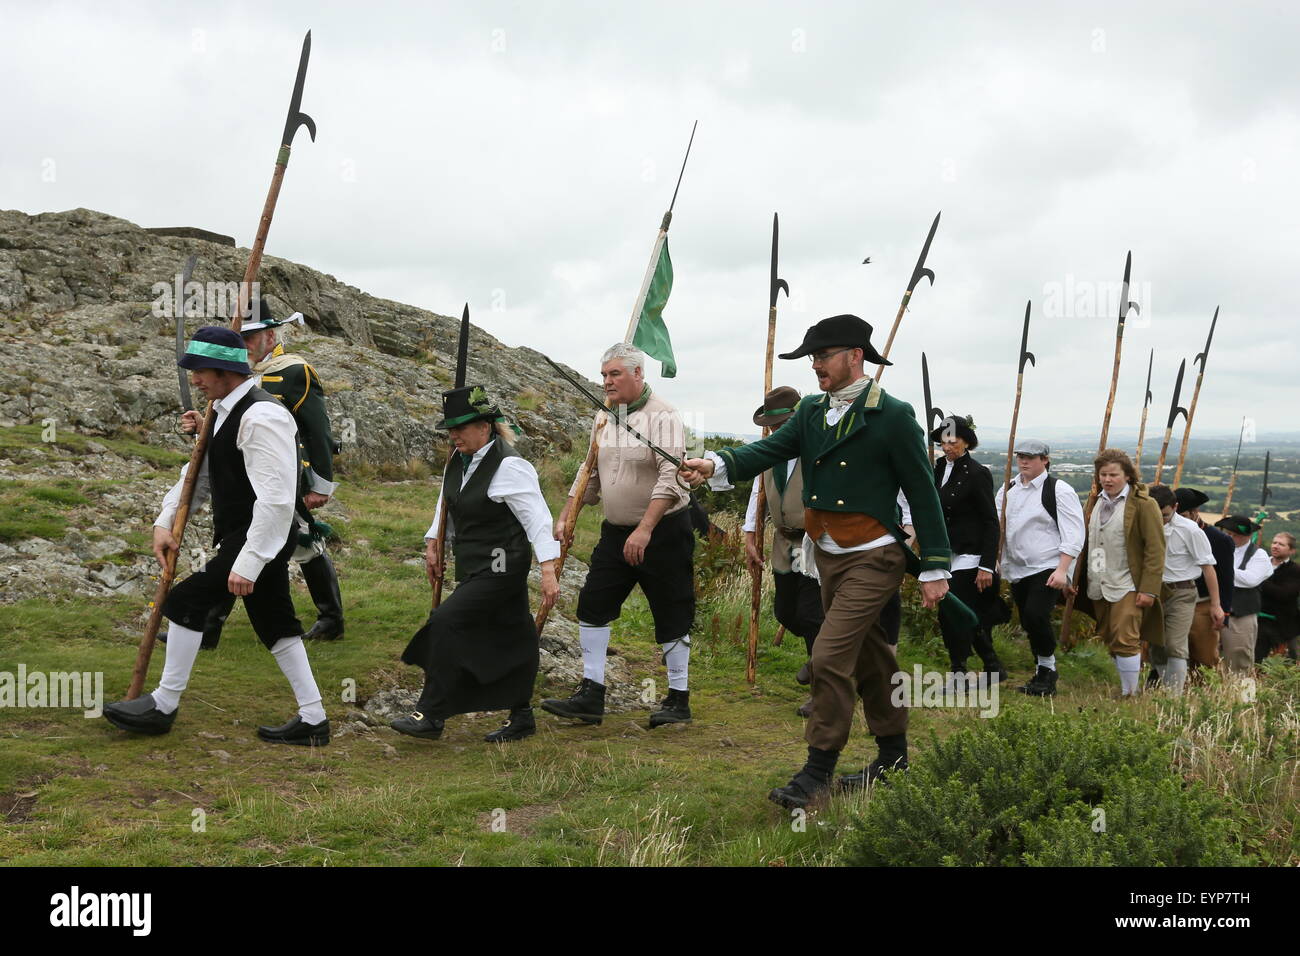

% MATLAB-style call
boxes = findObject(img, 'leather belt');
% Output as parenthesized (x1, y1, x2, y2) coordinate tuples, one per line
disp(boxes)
(1167, 579, 1198, 590)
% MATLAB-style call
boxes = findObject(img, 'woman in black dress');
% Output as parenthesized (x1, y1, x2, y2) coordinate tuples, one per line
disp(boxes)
(930, 414, 1010, 680)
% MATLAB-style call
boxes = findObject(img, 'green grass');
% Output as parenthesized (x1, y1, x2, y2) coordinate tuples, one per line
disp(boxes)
(0, 440, 1295, 866)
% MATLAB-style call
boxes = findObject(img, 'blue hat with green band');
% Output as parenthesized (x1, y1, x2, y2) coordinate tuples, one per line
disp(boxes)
(178, 326, 252, 375)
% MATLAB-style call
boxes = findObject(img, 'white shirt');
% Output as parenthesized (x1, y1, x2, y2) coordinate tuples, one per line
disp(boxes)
(156, 376, 299, 582)
(706, 451, 948, 582)
(1232, 541, 1274, 591)
(425, 442, 561, 564)
(994, 470, 1085, 583)
(1163, 512, 1214, 583)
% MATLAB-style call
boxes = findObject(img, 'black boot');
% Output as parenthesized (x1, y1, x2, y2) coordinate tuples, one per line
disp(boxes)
(540, 678, 605, 724)
(769, 746, 838, 809)
(971, 627, 1008, 683)
(484, 707, 536, 743)
(301, 553, 345, 641)
(649, 689, 692, 728)
(257, 714, 331, 746)
(1019, 665, 1058, 697)
(838, 733, 908, 791)
(796, 661, 812, 686)
(103, 693, 177, 736)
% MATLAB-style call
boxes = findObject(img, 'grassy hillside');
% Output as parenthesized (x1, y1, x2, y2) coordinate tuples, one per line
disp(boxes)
(1, 435, 1296, 866)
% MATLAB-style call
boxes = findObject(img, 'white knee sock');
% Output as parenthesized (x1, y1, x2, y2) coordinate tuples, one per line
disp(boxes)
(152, 622, 203, 713)
(1115, 654, 1141, 696)
(1164, 658, 1188, 694)
(662, 635, 691, 691)
(270, 636, 326, 724)
(578, 623, 611, 684)
(1037, 654, 1057, 671)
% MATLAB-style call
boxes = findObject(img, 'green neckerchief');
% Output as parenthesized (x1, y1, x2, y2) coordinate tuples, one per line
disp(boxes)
(627, 383, 653, 413)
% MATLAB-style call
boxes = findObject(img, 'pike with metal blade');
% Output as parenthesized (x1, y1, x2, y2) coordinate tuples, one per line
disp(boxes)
(998, 301, 1035, 563)
(1173, 306, 1218, 487)
(875, 212, 940, 382)
(1134, 349, 1154, 475)
(543, 356, 683, 469)
(431, 303, 473, 609)
(1222, 416, 1247, 514)
(920, 352, 942, 464)
(174, 254, 198, 412)
(1153, 358, 1188, 485)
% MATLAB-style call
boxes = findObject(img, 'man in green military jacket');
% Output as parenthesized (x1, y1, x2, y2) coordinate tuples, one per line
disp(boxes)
(681, 314, 951, 809)
(181, 298, 344, 646)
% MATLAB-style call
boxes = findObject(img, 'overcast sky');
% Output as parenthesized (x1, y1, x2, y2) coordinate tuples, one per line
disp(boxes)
(4, 1, 1297, 442)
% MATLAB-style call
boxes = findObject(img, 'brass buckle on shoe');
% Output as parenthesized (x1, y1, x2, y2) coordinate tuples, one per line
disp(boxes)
(411, 711, 424, 720)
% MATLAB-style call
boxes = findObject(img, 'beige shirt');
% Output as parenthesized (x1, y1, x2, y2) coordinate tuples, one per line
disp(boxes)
(1087, 490, 1135, 602)
(570, 392, 688, 526)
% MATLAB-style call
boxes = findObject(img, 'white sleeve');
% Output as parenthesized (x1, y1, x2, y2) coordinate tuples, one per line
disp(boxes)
(231, 404, 300, 582)
(1190, 525, 1214, 568)
(704, 450, 733, 491)
(424, 488, 454, 542)
(155, 458, 211, 529)
(742, 477, 761, 533)
(488, 457, 561, 563)
(896, 490, 913, 529)
(1055, 479, 1086, 558)
(1235, 549, 1275, 589)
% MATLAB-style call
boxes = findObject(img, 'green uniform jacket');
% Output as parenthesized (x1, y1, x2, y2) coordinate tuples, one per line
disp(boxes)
(257, 349, 336, 489)
(716, 379, 951, 575)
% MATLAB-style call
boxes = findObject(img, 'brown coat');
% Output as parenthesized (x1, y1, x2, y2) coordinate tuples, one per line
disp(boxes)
(1076, 482, 1166, 644)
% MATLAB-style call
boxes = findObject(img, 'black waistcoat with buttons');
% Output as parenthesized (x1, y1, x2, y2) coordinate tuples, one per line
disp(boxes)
(444, 435, 531, 583)
(209, 386, 298, 552)
(933, 453, 1000, 569)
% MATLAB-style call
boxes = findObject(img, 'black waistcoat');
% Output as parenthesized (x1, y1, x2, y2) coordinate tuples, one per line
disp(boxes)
(209, 386, 296, 550)
(934, 453, 1000, 569)
(1233, 543, 1263, 616)
(445, 436, 531, 582)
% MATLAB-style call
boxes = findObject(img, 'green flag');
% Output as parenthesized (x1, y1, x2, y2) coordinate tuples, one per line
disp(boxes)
(632, 238, 677, 378)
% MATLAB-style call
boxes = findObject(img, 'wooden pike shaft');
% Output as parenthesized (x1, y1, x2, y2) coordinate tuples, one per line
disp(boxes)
(1222, 474, 1238, 515)
(430, 458, 453, 607)
(1134, 406, 1150, 477)
(129, 157, 292, 699)
(1172, 367, 1206, 488)
(746, 304, 778, 684)
(997, 370, 1026, 566)
(1153, 426, 1175, 486)
(873, 290, 912, 383)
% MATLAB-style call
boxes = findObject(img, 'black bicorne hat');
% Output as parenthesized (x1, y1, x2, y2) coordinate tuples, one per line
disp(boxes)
(778, 314, 891, 366)
(1173, 487, 1210, 514)
(930, 412, 979, 450)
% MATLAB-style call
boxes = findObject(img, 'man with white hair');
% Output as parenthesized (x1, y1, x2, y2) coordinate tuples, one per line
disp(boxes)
(180, 297, 344, 648)
(542, 343, 695, 729)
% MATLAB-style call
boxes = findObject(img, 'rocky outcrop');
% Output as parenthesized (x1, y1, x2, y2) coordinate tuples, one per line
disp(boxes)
(0, 207, 594, 466)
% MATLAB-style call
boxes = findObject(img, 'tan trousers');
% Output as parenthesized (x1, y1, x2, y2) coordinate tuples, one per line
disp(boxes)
(1151, 586, 1196, 664)
(1221, 614, 1257, 674)
(807, 543, 907, 751)
(1094, 591, 1144, 657)
(1188, 600, 1221, 668)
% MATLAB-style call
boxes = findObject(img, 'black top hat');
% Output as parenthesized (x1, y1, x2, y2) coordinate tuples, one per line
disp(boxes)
(1215, 514, 1261, 536)
(439, 385, 503, 429)
(752, 386, 801, 427)
(930, 413, 979, 450)
(778, 314, 891, 366)
(1173, 487, 1210, 514)
(177, 326, 252, 375)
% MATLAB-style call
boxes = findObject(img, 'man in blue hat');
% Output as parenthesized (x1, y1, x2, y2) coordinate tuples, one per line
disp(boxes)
(103, 326, 330, 745)
(681, 314, 952, 808)
(181, 297, 344, 647)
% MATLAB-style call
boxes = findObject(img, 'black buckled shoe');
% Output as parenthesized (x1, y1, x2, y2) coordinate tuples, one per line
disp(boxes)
(1018, 665, 1058, 697)
(103, 694, 177, 736)
(796, 661, 812, 686)
(796, 697, 813, 719)
(540, 679, 605, 724)
(648, 689, 691, 728)
(769, 770, 830, 810)
(981, 659, 1010, 685)
(256, 715, 331, 746)
(390, 711, 445, 740)
(484, 707, 536, 743)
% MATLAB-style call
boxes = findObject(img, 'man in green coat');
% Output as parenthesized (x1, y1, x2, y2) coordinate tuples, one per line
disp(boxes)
(181, 298, 344, 646)
(681, 314, 952, 809)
